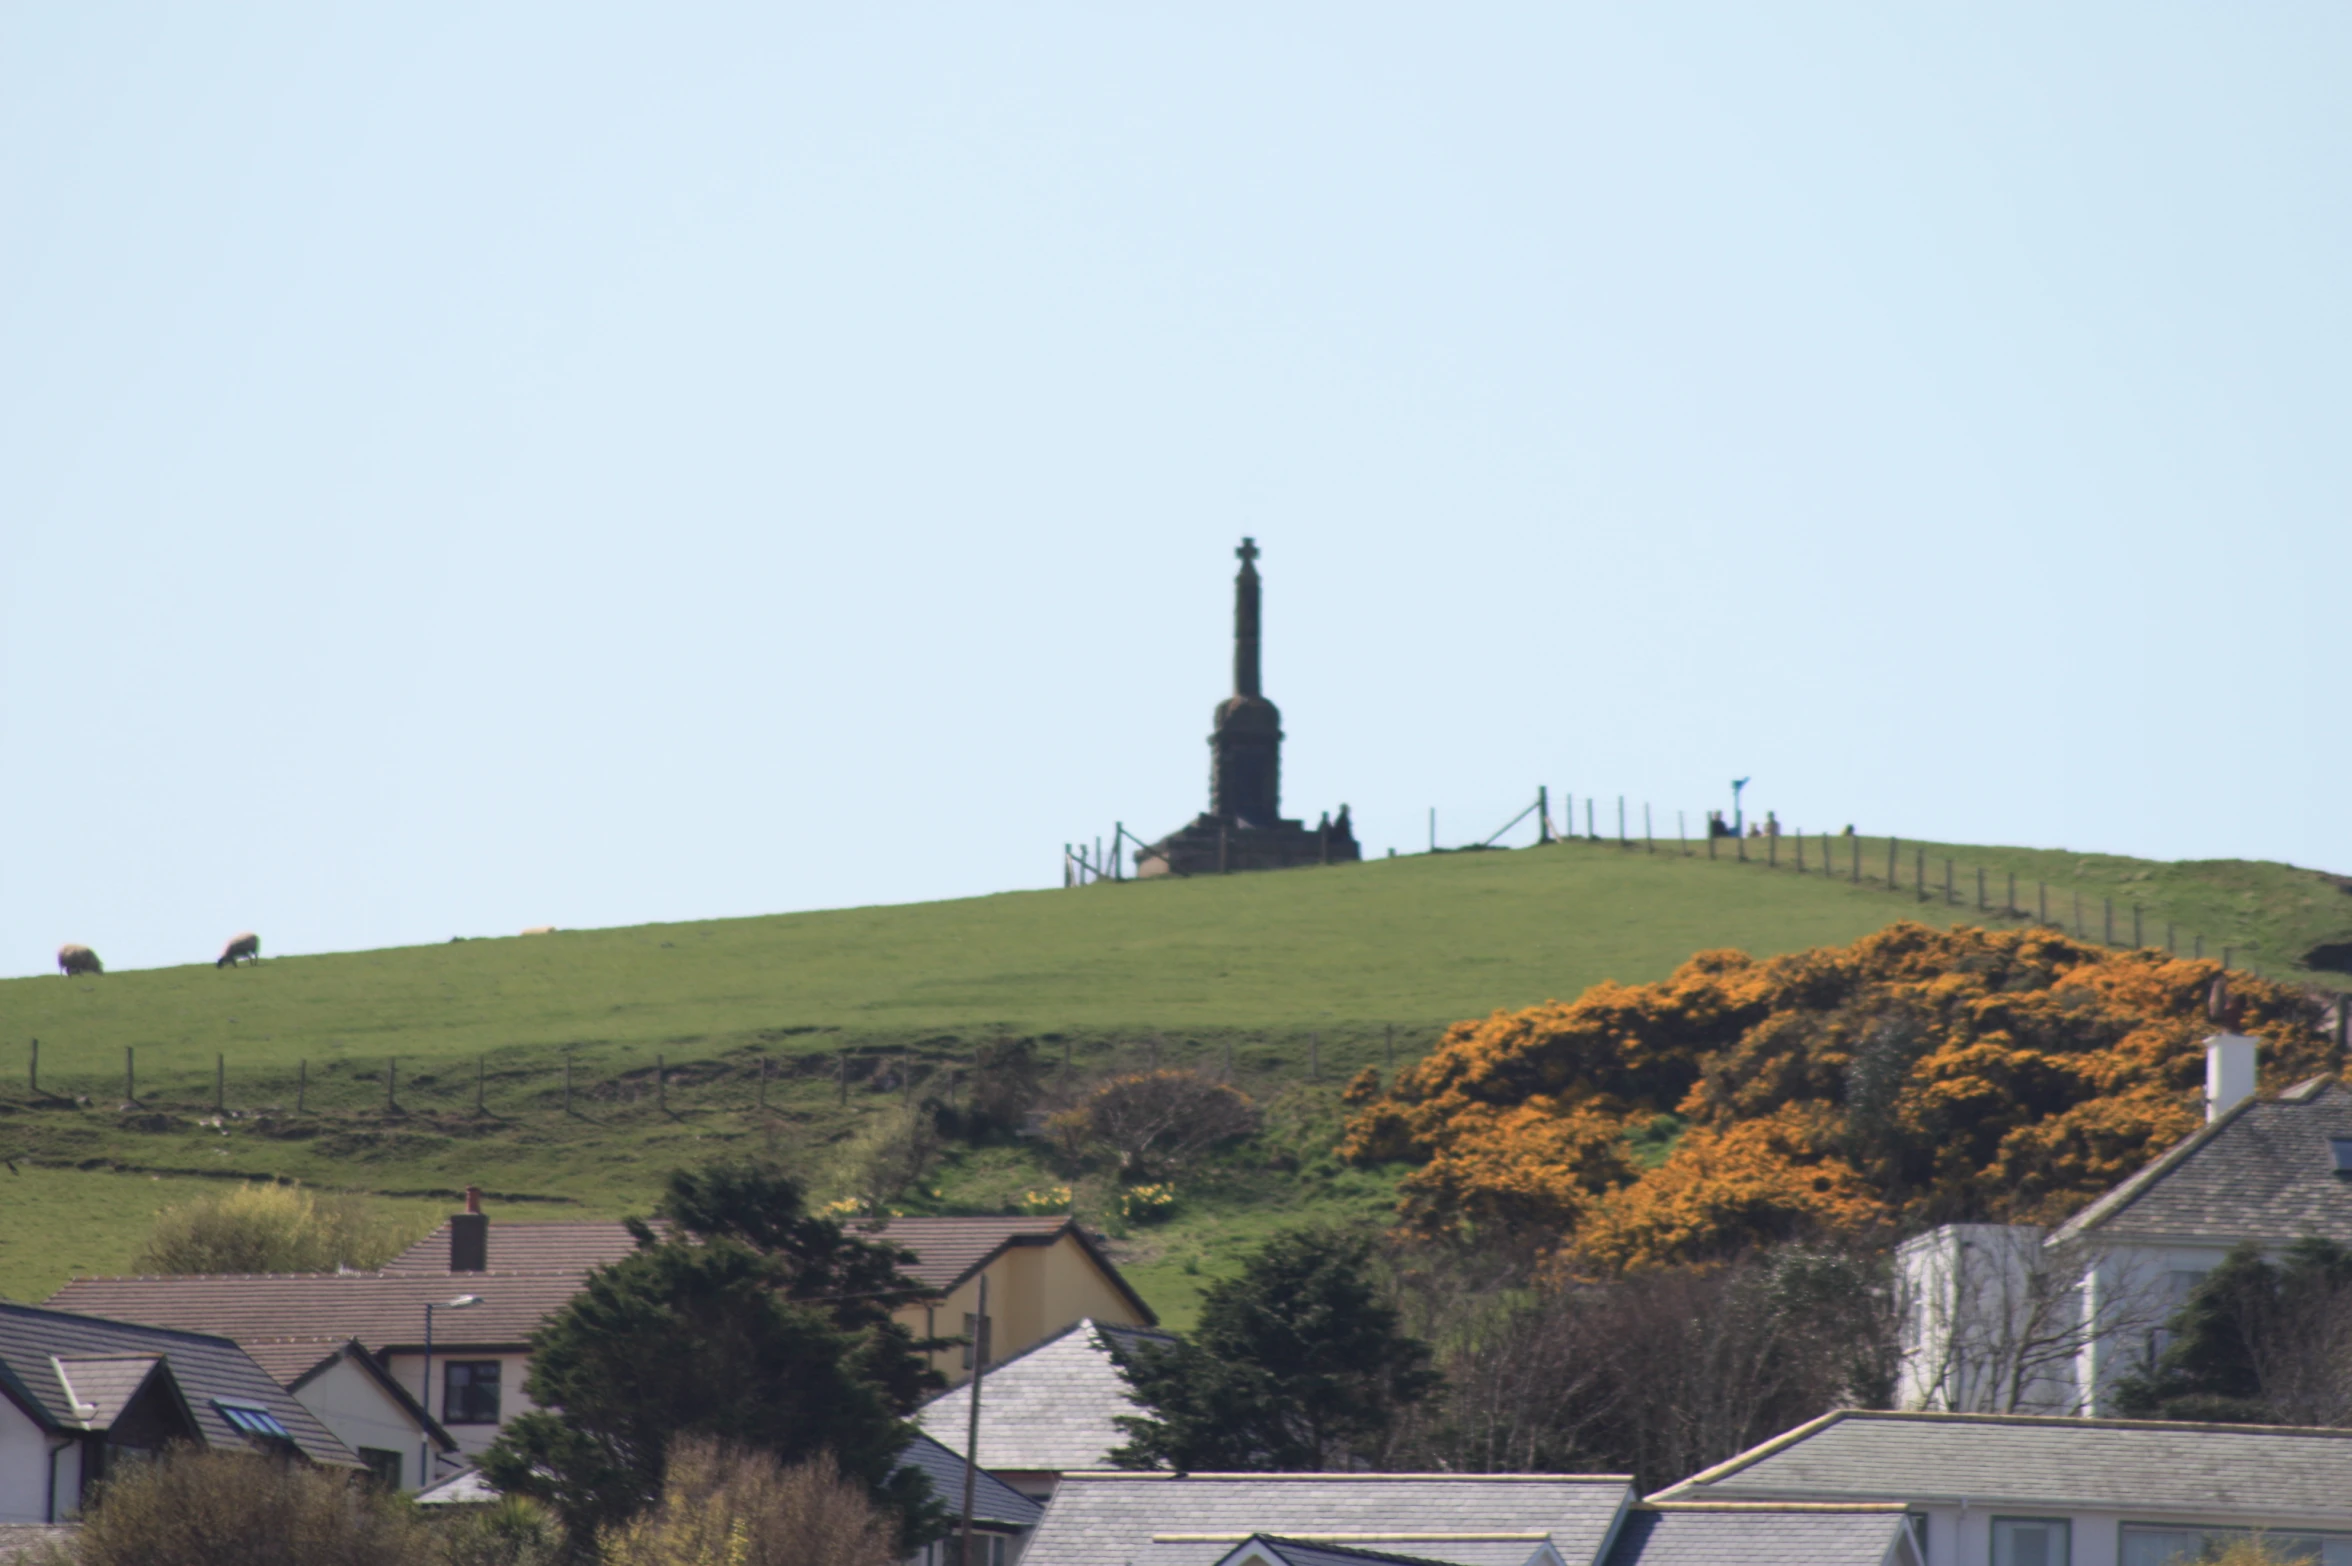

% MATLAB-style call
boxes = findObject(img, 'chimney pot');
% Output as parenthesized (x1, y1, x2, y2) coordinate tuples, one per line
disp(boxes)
(464, 1186, 483, 1215)
(2206, 1034, 2259, 1123)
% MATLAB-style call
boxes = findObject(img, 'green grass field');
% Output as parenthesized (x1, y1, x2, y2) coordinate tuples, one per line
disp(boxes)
(3, 835, 2345, 1317)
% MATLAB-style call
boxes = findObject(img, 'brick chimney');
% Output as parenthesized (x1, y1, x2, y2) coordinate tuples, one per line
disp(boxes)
(449, 1185, 488, 1272)
(2206, 1035, 2258, 1124)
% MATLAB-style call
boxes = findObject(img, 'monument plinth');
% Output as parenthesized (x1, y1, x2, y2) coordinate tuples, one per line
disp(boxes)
(1135, 538, 1360, 878)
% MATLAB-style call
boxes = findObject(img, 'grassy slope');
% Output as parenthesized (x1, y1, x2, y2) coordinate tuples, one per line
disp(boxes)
(2, 836, 2346, 1318)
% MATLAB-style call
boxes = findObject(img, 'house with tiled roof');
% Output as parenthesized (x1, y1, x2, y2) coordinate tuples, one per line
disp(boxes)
(897, 1429, 1046, 1566)
(43, 1262, 587, 1479)
(380, 1207, 1156, 1386)
(44, 1193, 1155, 1477)
(1897, 1035, 2352, 1415)
(1652, 1408, 2352, 1566)
(1017, 1471, 1919, 1566)
(915, 1316, 1174, 1496)
(0, 1300, 357, 1524)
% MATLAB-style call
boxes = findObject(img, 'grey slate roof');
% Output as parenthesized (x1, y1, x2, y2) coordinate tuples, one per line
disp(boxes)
(915, 1317, 1173, 1472)
(1604, 1507, 1913, 1566)
(2049, 1078, 2352, 1247)
(52, 1355, 164, 1431)
(0, 1301, 355, 1467)
(1017, 1472, 1635, 1566)
(1654, 1410, 2352, 1522)
(895, 1430, 1045, 1530)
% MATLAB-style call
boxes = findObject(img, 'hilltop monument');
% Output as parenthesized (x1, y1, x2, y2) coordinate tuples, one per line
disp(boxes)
(1134, 538, 1361, 877)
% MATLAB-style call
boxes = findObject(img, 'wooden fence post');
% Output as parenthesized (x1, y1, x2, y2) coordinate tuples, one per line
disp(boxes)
(2073, 891, 2083, 938)
(126, 1046, 135, 1105)
(27, 1038, 36, 1095)
(2195, 933, 2205, 959)
(1385, 1025, 1395, 1070)
(563, 1051, 572, 1115)
(386, 1058, 396, 1112)
(1916, 847, 1926, 902)
(1309, 1032, 1320, 1083)
(1851, 834, 1861, 885)
(1795, 833, 1805, 873)
(658, 1054, 667, 1113)
(216, 1053, 226, 1113)
(1888, 836, 1899, 889)
(1976, 866, 1986, 911)
(1768, 830, 1778, 868)
(477, 1056, 486, 1114)
(2039, 882, 2048, 923)
(2007, 871, 2016, 916)
(2133, 905, 2143, 948)
(296, 1058, 304, 1114)
(2104, 899, 2114, 945)
(838, 1049, 849, 1106)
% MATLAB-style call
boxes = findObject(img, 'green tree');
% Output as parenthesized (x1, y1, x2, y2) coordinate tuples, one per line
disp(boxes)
(643, 1158, 944, 1412)
(1111, 1228, 1439, 1471)
(2115, 1238, 2352, 1425)
(482, 1161, 944, 1552)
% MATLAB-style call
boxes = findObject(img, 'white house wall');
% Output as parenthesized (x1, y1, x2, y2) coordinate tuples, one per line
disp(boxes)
(0, 1398, 53, 1525)
(1914, 1502, 2352, 1566)
(292, 1356, 437, 1491)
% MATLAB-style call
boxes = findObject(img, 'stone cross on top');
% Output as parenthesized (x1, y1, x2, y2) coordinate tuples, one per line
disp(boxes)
(1236, 536, 1260, 568)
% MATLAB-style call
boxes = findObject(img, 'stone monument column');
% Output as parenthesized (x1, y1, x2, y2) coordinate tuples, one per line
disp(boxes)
(1210, 538, 1282, 827)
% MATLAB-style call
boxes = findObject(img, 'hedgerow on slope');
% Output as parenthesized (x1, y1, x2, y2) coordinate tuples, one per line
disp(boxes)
(1339, 923, 2340, 1269)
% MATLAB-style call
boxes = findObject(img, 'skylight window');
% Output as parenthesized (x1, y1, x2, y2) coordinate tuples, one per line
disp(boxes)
(2330, 1139, 2352, 1174)
(213, 1398, 292, 1441)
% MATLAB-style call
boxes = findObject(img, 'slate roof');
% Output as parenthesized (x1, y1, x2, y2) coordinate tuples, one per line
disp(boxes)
(384, 1214, 1155, 1317)
(1603, 1506, 1913, 1566)
(2049, 1078, 2352, 1247)
(915, 1317, 1174, 1472)
(1653, 1409, 2352, 1521)
(0, 1301, 354, 1467)
(895, 1430, 1046, 1530)
(1016, 1472, 1635, 1566)
(43, 1269, 590, 1350)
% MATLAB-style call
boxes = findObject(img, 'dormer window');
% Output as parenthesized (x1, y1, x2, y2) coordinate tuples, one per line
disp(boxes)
(2331, 1139, 2352, 1174)
(213, 1398, 292, 1441)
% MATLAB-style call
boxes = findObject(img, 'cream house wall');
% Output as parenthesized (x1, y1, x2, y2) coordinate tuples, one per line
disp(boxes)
(904, 1234, 1150, 1387)
(292, 1356, 439, 1491)
(380, 1350, 536, 1466)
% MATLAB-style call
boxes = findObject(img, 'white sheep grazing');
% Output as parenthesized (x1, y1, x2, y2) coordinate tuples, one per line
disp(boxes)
(216, 932, 260, 968)
(57, 944, 102, 977)
(520, 925, 557, 935)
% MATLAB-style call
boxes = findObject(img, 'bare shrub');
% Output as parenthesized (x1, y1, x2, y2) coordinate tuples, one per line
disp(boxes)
(1391, 1244, 1897, 1490)
(139, 1182, 427, 1274)
(599, 1438, 897, 1566)
(962, 1038, 1046, 1140)
(1051, 1070, 1258, 1180)
(833, 1110, 946, 1216)
(65, 1447, 429, 1566)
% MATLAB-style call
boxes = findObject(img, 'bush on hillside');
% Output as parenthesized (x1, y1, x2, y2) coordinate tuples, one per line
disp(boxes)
(600, 1438, 896, 1566)
(138, 1182, 426, 1274)
(1340, 923, 2340, 1268)
(1050, 1069, 1259, 1180)
(47, 1447, 429, 1566)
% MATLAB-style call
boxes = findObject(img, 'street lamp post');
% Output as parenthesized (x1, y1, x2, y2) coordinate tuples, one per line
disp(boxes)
(420, 1294, 482, 1490)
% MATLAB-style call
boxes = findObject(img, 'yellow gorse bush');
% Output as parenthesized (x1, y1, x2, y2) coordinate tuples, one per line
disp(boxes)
(1341, 922, 2340, 1269)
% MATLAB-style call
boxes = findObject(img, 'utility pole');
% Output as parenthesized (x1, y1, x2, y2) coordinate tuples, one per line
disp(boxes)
(958, 1273, 990, 1566)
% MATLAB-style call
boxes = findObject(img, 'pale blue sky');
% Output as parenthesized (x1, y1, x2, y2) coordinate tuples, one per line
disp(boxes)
(5, 6, 2348, 976)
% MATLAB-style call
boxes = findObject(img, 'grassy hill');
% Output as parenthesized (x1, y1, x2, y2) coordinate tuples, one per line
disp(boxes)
(3, 834, 2347, 1319)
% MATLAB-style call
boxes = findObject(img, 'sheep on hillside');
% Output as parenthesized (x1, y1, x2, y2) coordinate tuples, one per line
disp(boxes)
(57, 944, 102, 977)
(216, 932, 260, 968)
